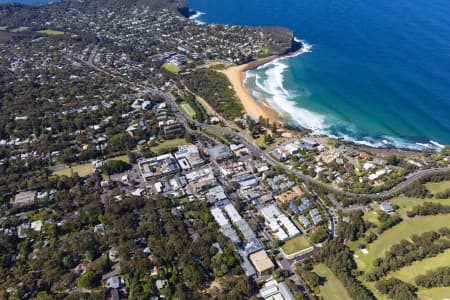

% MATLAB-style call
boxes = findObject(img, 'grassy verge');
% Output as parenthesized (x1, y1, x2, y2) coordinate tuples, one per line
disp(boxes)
(313, 264, 352, 300)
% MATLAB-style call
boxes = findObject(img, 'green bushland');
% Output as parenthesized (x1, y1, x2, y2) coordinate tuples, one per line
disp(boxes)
(183, 69, 243, 120)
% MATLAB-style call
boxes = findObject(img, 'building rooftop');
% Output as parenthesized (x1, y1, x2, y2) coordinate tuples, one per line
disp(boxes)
(208, 144, 233, 161)
(13, 190, 36, 207)
(249, 250, 274, 274)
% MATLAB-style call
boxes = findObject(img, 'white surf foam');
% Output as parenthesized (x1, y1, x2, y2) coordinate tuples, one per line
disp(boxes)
(189, 11, 205, 24)
(252, 59, 325, 131)
(430, 140, 445, 149)
(245, 39, 443, 151)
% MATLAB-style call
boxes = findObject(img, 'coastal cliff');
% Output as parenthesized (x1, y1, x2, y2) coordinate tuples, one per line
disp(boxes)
(261, 26, 302, 55)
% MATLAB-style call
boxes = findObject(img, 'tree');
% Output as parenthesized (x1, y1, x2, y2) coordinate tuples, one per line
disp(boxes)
(376, 278, 417, 300)
(77, 271, 98, 289)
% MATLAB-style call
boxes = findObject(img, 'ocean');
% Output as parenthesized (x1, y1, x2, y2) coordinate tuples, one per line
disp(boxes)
(189, 0, 450, 150)
(3, 0, 450, 149)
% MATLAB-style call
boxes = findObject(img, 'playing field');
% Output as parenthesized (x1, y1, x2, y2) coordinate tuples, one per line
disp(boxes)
(281, 235, 312, 255)
(37, 29, 65, 35)
(180, 102, 196, 118)
(313, 264, 352, 300)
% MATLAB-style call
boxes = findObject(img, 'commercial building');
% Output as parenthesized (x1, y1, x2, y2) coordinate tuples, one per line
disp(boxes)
(138, 154, 180, 179)
(259, 280, 296, 300)
(249, 250, 274, 275)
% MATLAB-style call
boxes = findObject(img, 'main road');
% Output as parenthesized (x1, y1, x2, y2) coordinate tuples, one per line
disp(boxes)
(79, 46, 450, 201)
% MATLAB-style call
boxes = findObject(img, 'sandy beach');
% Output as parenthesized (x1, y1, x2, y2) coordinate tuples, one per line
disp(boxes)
(222, 57, 281, 126)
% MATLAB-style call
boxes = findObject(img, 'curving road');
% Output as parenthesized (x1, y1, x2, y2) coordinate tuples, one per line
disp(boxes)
(78, 47, 450, 202)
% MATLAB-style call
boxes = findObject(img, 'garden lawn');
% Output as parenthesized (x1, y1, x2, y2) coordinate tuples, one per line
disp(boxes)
(352, 214, 450, 273)
(388, 249, 450, 284)
(281, 235, 311, 255)
(313, 264, 352, 300)
(425, 180, 450, 195)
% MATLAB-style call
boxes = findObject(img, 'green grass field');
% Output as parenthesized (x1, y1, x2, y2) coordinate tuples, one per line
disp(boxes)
(53, 162, 93, 177)
(313, 264, 352, 300)
(11, 26, 30, 33)
(162, 63, 181, 74)
(418, 287, 450, 300)
(53, 155, 130, 178)
(107, 154, 130, 164)
(388, 249, 450, 284)
(350, 195, 450, 299)
(390, 196, 450, 217)
(150, 138, 186, 154)
(37, 29, 65, 35)
(352, 214, 450, 272)
(180, 102, 196, 118)
(281, 235, 312, 255)
(425, 180, 450, 196)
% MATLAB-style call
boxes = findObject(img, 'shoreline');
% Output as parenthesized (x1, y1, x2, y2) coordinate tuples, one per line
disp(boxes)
(222, 50, 432, 154)
(222, 55, 281, 126)
(222, 48, 310, 138)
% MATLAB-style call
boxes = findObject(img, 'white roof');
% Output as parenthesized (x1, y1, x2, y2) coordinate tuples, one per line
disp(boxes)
(224, 204, 242, 222)
(211, 208, 229, 227)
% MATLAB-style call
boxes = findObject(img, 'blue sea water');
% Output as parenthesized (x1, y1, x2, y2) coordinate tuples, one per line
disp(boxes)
(189, 0, 450, 150)
(3, 0, 450, 149)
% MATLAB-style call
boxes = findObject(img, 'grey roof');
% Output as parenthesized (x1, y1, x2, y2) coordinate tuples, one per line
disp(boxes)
(238, 250, 256, 278)
(208, 144, 233, 161)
